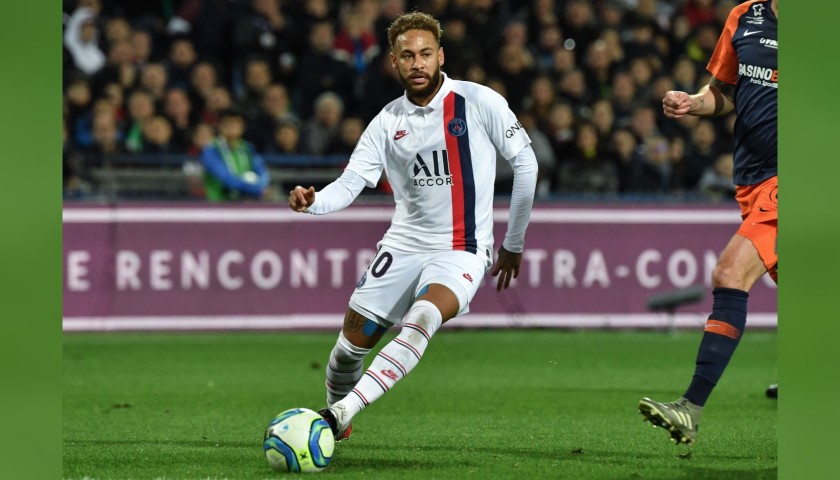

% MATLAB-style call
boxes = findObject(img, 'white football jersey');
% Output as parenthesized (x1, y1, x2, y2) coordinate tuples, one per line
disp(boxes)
(346, 73, 531, 258)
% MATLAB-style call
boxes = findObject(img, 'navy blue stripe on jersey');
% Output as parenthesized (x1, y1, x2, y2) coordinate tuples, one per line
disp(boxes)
(454, 94, 477, 254)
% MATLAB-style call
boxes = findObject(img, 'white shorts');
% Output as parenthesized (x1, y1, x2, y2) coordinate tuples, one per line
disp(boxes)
(349, 249, 489, 326)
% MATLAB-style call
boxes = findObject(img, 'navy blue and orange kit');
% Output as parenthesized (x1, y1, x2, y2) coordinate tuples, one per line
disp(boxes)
(707, 0, 778, 280)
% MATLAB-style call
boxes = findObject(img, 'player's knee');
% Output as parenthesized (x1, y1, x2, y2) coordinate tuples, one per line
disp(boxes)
(409, 300, 443, 333)
(711, 263, 743, 290)
(335, 332, 370, 362)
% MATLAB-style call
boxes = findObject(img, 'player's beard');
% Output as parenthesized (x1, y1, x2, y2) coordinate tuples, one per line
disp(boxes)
(400, 65, 442, 103)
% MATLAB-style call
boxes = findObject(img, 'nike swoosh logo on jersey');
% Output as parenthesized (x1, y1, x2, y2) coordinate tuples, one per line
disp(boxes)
(743, 30, 762, 36)
(393, 130, 409, 141)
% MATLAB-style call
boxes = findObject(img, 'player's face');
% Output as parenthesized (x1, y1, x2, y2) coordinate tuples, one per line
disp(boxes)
(391, 29, 444, 105)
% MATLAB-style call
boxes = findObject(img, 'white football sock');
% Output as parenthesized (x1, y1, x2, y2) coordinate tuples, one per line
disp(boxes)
(325, 331, 371, 406)
(335, 300, 443, 421)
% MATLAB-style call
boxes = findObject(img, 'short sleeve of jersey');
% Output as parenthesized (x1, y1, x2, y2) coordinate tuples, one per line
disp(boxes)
(475, 87, 531, 160)
(706, 4, 742, 85)
(344, 114, 386, 188)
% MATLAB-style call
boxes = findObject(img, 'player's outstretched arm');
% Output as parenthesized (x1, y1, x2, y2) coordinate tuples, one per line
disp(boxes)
(663, 77, 735, 119)
(491, 246, 522, 292)
(289, 186, 315, 212)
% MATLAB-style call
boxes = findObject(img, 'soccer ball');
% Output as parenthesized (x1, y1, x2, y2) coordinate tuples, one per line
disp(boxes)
(263, 408, 335, 473)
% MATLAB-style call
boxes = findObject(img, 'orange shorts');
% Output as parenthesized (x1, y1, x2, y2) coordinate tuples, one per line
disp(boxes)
(735, 175, 778, 281)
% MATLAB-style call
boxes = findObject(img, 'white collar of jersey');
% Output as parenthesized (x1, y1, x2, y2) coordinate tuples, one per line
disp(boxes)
(401, 71, 452, 115)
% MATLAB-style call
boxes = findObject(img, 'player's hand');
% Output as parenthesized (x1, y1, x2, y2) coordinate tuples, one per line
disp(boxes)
(490, 246, 522, 292)
(289, 186, 315, 212)
(662, 90, 693, 119)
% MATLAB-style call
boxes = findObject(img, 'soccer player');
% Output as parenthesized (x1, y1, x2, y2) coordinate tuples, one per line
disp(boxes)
(288, 11, 537, 441)
(638, 0, 777, 445)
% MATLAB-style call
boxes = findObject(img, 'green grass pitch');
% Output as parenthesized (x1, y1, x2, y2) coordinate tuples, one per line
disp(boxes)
(63, 330, 777, 479)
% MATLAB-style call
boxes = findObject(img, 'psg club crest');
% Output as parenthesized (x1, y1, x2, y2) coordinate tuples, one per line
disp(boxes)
(447, 118, 467, 137)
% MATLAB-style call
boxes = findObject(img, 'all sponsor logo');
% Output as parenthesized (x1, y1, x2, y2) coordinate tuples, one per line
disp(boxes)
(463, 273, 474, 283)
(381, 369, 399, 380)
(413, 150, 453, 187)
(393, 130, 409, 141)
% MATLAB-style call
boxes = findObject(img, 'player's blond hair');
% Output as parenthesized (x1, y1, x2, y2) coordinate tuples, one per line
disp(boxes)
(387, 11, 443, 51)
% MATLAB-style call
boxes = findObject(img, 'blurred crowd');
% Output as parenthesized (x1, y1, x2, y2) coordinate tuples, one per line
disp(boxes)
(63, 0, 740, 201)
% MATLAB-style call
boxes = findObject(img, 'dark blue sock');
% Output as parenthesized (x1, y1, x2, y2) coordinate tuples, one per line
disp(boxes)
(684, 287, 749, 406)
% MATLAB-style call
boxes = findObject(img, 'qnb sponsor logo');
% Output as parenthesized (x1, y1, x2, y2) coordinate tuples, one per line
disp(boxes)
(412, 150, 453, 187)
(739, 63, 778, 88)
(505, 120, 524, 138)
(760, 37, 778, 49)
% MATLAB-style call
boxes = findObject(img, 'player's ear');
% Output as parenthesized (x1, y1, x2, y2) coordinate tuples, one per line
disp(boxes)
(438, 47, 444, 67)
(390, 52, 397, 70)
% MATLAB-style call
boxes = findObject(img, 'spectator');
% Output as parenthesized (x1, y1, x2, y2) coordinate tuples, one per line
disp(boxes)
(163, 88, 194, 152)
(200, 108, 271, 201)
(141, 116, 174, 153)
(166, 37, 198, 89)
(327, 117, 365, 155)
(676, 119, 719, 190)
(246, 83, 299, 151)
(89, 112, 124, 158)
(696, 153, 737, 200)
(130, 29, 154, 67)
(610, 128, 645, 194)
(65, 78, 93, 147)
(300, 91, 344, 156)
(610, 70, 636, 125)
(270, 121, 302, 155)
(139, 63, 169, 102)
(334, 5, 380, 76)
(557, 68, 591, 116)
(124, 90, 156, 152)
(64, 5, 105, 75)
(524, 75, 556, 129)
(590, 98, 615, 147)
(90, 39, 137, 97)
(440, 16, 482, 80)
(296, 20, 355, 119)
(672, 56, 699, 93)
(561, 0, 599, 54)
(555, 121, 618, 195)
(546, 101, 577, 164)
(189, 61, 220, 112)
(202, 86, 234, 127)
(583, 39, 615, 100)
(533, 23, 563, 73)
(232, 0, 296, 66)
(188, 123, 216, 157)
(495, 43, 535, 112)
(548, 46, 577, 83)
(238, 57, 275, 120)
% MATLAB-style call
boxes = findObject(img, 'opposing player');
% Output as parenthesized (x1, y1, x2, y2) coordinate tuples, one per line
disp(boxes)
(638, 0, 778, 445)
(288, 12, 537, 441)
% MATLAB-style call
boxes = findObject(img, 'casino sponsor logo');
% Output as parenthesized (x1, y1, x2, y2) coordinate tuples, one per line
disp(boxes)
(739, 63, 778, 88)
(412, 150, 453, 187)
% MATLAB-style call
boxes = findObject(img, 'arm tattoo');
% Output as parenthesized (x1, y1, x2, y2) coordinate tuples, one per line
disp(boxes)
(709, 77, 736, 115)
